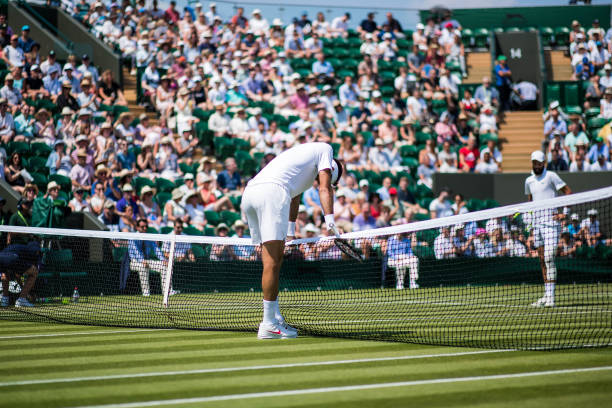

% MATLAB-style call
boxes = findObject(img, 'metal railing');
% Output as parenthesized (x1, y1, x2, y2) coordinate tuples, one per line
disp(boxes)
(17, 0, 74, 51)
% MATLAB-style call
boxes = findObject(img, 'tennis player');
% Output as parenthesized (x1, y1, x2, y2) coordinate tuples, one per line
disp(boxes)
(242, 142, 343, 339)
(0, 241, 41, 307)
(525, 150, 571, 307)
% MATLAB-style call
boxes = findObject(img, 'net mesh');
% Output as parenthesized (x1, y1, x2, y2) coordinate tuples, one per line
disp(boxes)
(1, 187, 611, 350)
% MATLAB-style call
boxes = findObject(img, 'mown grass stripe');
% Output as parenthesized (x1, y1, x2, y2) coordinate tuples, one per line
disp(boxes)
(66, 366, 612, 408)
(0, 349, 512, 387)
(0, 329, 174, 339)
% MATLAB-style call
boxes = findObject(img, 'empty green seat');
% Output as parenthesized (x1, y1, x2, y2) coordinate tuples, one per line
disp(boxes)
(540, 27, 554, 45)
(220, 210, 241, 225)
(563, 83, 580, 109)
(545, 83, 561, 106)
(31, 142, 52, 157)
(48, 174, 71, 192)
(204, 211, 221, 226)
(400, 144, 418, 158)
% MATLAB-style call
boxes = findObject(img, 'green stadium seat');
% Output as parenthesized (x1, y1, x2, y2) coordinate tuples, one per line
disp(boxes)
(540, 27, 554, 45)
(416, 132, 432, 144)
(48, 174, 71, 193)
(415, 184, 434, 199)
(146, 227, 158, 234)
(133, 177, 155, 195)
(493, 27, 504, 34)
(585, 107, 600, 118)
(8, 141, 30, 156)
(155, 177, 175, 193)
(554, 26, 570, 46)
(204, 226, 216, 236)
(587, 117, 611, 130)
(204, 210, 221, 226)
(545, 83, 561, 106)
(161, 226, 173, 234)
(505, 27, 521, 32)
(183, 225, 204, 236)
(467, 198, 485, 211)
(347, 37, 361, 47)
(462, 28, 474, 47)
(336, 69, 354, 79)
(27, 156, 48, 174)
(155, 191, 172, 208)
(31, 172, 48, 192)
(31, 142, 52, 158)
(400, 145, 418, 158)
(220, 210, 241, 226)
(563, 83, 580, 110)
(474, 28, 490, 48)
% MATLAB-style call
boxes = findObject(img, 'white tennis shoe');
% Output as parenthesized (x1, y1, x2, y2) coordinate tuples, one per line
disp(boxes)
(15, 297, 34, 307)
(1, 295, 9, 307)
(257, 321, 298, 339)
(531, 296, 554, 307)
(277, 318, 298, 336)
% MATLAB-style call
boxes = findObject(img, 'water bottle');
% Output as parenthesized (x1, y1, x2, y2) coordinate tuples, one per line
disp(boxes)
(72, 287, 80, 303)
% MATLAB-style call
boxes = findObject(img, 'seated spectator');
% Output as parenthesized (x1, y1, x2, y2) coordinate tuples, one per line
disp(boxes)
(591, 154, 612, 171)
(98, 69, 126, 106)
(138, 185, 162, 228)
(587, 136, 609, 163)
(406, 88, 425, 122)
(474, 76, 499, 108)
(557, 231, 578, 258)
(136, 141, 158, 177)
(163, 189, 188, 228)
(33, 108, 56, 145)
(3, 34, 25, 68)
(162, 219, 195, 262)
(116, 184, 140, 219)
(473, 228, 493, 258)
(216, 158, 242, 193)
(547, 146, 569, 171)
(600, 87, 612, 119)
(429, 188, 453, 219)
(475, 150, 499, 174)
(331, 12, 350, 38)
(155, 76, 175, 120)
(478, 105, 497, 133)
(600, 64, 612, 89)
(210, 223, 237, 260)
(569, 153, 591, 172)
(98, 200, 120, 232)
(46, 140, 72, 176)
(352, 202, 376, 232)
(564, 120, 589, 156)
(338, 75, 360, 108)
(4, 152, 26, 194)
(584, 75, 602, 110)
(434, 111, 459, 145)
(0, 74, 21, 107)
(312, 52, 334, 80)
(208, 103, 231, 136)
(434, 226, 455, 259)
(459, 137, 480, 172)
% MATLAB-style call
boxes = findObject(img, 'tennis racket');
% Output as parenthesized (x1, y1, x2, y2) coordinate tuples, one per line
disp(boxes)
(334, 237, 363, 262)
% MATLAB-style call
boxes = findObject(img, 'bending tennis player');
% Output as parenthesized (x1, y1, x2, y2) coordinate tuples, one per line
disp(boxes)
(242, 142, 343, 339)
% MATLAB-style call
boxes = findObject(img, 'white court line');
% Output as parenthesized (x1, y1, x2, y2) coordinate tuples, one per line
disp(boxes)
(0, 328, 174, 340)
(68, 365, 612, 408)
(0, 349, 512, 387)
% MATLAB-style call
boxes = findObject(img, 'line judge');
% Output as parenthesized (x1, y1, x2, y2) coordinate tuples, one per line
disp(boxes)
(242, 142, 343, 339)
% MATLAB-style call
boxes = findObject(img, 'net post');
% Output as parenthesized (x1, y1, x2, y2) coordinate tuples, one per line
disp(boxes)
(162, 233, 176, 308)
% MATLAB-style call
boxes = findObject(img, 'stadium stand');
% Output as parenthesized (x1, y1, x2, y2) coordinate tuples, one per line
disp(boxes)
(0, 1, 609, 260)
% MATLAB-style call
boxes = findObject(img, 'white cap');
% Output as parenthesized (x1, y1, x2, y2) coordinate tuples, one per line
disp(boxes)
(605, 63, 612, 70)
(298, 204, 307, 212)
(416, 23, 425, 29)
(530, 150, 545, 162)
(359, 179, 369, 187)
(252, 8, 261, 15)
(372, 90, 382, 98)
(587, 208, 598, 216)
(571, 213, 580, 221)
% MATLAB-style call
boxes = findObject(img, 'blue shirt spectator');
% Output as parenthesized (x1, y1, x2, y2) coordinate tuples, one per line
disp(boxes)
(312, 57, 334, 76)
(217, 158, 242, 192)
(587, 138, 610, 163)
(474, 80, 500, 106)
(117, 149, 136, 170)
(387, 235, 414, 258)
(353, 204, 377, 231)
(302, 185, 321, 210)
(128, 237, 166, 262)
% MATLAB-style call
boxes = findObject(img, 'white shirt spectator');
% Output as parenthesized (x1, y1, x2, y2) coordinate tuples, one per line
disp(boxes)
(590, 160, 612, 171)
(434, 231, 455, 259)
(331, 16, 348, 35)
(475, 159, 499, 174)
(569, 160, 591, 172)
(580, 217, 600, 236)
(429, 198, 453, 218)
(249, 17, 270, 35)
(474, 237, 494, 258)
(600, 98, 612, 119)
(3, 45, 24, 67)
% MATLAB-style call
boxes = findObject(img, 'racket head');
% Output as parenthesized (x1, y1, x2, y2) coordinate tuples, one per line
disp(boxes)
(334, 237, 363, 262)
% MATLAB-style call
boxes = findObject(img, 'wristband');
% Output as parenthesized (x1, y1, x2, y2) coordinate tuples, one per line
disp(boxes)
(324, 214, 335, 226)
(287, 221, 296, 236)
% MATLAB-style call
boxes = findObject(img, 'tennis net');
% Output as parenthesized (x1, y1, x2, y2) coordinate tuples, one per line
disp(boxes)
(1, 187, 611, 350)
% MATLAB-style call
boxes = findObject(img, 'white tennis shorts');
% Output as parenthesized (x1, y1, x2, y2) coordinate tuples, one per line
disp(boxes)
(533, 225, 559, 254)
(242, 183, 291, 244)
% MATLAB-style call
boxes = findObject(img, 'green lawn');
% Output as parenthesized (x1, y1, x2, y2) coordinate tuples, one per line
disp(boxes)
(0, 320, 611, 408)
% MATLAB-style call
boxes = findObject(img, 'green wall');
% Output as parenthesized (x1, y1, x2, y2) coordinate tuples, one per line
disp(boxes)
(420, 6, 610, 30)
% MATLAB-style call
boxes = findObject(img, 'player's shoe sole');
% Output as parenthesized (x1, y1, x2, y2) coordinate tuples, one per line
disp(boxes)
(257, 322, 298, 339)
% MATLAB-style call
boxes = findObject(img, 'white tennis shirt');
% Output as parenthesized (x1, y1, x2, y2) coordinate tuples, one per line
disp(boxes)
(248, 142, 334, 199)
(524, 169, 567, 227)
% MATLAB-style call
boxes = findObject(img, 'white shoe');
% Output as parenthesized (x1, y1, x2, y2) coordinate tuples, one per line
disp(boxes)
(409, 283, 420, 289)
(277, 319, 297, 335)
(169, 289, 180, 296)
(142, 292, 150, 297)
(1, 295, 9, 307)
(257, 321, 298, 339)
(395, 284, 404, 290)
(544, 297, 555, 307)
(531, 296, 546, 307)
(15, 297, 34, 307)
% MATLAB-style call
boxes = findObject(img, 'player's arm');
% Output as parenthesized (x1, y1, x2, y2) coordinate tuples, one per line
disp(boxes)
(287, 195, 301, 240)
(559, 185, 571, 195)
(318, 168, 339, 237)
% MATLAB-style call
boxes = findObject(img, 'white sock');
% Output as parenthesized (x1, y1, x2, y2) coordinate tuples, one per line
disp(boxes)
(545, 282, 555, 300)
(263, 300, 278, 325)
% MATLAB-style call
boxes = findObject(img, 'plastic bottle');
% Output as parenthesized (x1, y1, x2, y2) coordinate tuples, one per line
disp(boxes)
(72, 287, 80, 303)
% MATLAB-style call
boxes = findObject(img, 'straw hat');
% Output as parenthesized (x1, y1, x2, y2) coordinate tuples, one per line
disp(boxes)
(47, 181, 60, 190)
(94, 164, 109, 177)
(122, 184, 134, 192)
(233, 219, 246, 229)
(171, 188, 184, 201)
(140, 185, 154, 195)
(215, 223, 229, 234)
(35, 108, 50, 120)
(61, 107, 74, 116)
